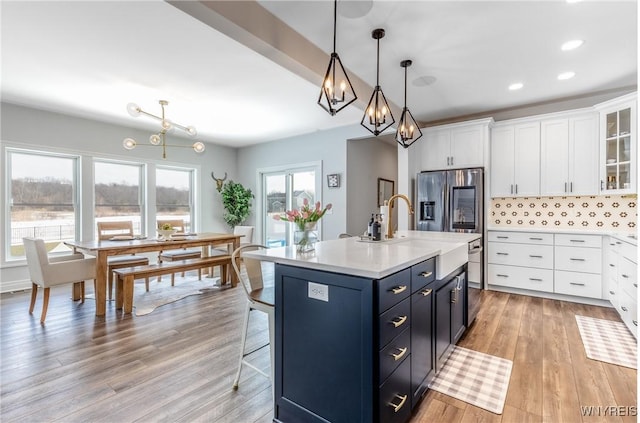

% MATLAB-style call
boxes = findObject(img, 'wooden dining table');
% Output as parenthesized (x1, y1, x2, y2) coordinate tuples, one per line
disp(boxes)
(65, 232, 241, 316)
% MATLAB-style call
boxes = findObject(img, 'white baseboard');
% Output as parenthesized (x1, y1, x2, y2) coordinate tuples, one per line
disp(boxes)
(1, 279, 31, 294)
(487, 284, 612, 308)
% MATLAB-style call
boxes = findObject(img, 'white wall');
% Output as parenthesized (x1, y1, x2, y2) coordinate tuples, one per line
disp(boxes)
(346, 136, 398, 236)
(237, 124, 366, 242)
(0, 102, 238, 291)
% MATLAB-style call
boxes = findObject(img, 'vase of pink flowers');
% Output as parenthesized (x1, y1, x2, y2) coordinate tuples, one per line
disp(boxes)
(273, 199, 332, 253)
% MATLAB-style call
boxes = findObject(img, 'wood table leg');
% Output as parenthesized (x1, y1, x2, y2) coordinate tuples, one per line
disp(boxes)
(95, 252, 108, 316)
(123, 275, 134, 313)
(115, 275, 123, 310)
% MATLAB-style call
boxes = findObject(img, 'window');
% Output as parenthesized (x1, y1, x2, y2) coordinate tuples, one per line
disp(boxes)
(94, 160, 145, 236)
(156, 166, 195, 232)
(7, 149, 78, 260)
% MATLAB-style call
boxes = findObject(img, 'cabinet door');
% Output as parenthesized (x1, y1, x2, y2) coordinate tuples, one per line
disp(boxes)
(423, 130, 451, 170)
(490, 126, 515, 197)
(569, 114, 599, 195)
(435, 278, 455, 372)
(600, 99, 636, 194)
(540, 119, 569, 195)
(451, 126, 483, 168)
(451, 273, 466, 344)
(513, 122, 540, 196)
(410, 286, 434, 407)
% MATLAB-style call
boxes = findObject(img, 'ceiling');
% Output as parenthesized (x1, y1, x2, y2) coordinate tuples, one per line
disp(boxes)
(1, 1, 637, 148)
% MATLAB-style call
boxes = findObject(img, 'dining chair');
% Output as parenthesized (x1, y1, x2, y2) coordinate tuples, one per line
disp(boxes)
(156, 219, 202, 285)
(23, 237, 96, 323)
(231, 244, 274, 397)
(97, 221, 150, 298)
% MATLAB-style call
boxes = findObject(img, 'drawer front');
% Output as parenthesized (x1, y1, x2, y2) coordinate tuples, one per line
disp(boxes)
(555, 233, 602, 248)
(488, 231, 553, 245)
(619, 241, 637, 264)
(379, 297, 411, 349)
(379, 357, 411, 423)
(488, 264, 554, 293)
(555, 246, 602, 274)
(605, 275, 619, 304)
(618, 256, 637, 301)
(488, 242, 553, 269)
(410, 258, 436, 293)
(554, 270, 602, 299)
(378, 268, 411, 313)
(379, 328, 410, 383)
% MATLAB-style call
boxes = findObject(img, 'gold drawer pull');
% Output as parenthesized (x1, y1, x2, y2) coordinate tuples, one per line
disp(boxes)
(391, 315, 408, 328)
(420, 288, 433, 297)
(391, 285, 407, 295)
(420, 271, 433, 278)
(389, 394, 408, 413)
(391, 347, 408, 361)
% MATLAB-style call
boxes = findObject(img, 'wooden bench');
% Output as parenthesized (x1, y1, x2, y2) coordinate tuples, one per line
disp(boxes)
(113, 255, 233, 313)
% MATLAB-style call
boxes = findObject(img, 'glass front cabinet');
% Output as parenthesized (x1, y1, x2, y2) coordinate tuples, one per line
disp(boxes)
(597, 93, 637, 194)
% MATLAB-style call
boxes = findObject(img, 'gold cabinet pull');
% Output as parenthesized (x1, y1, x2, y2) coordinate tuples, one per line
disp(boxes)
(420, 288, 432, 297)
(391, 315, 407, 328)
(391, 285, 407, 295)
(391, 347, 408, 361)
(420, 271, 433, 278)
(389, 394, 408, 413)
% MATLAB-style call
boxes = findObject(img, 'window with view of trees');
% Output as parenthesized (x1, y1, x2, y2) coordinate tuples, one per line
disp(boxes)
(7, 149, 78, 259)
(94, 160, 144, 236)
(156, 167, 194, 232)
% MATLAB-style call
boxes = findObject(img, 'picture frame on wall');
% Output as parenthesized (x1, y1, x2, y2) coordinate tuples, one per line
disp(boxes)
(378, 178, 394, 207)
(327, 173, 340, 188)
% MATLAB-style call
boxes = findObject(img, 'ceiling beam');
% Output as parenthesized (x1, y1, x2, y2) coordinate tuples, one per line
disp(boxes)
(167, 0, 403, 125)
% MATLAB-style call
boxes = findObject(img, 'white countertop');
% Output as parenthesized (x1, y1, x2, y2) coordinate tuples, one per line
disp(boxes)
(245, 230, 481, 279)
(487, 227, 637, 246)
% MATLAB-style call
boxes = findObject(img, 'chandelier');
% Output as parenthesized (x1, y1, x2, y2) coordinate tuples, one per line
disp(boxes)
(395, 60, 423, 148)
(317, 0, 357, 115)
(361, 28, 395, 136)
(123, 100, 205, 159)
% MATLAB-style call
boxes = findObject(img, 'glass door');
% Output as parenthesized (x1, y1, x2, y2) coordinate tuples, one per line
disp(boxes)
(263, 168, 317, 247)
(604, 107, 632, 191)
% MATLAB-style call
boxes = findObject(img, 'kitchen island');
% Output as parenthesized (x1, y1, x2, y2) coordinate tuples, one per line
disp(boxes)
(245, 231, 480, 423)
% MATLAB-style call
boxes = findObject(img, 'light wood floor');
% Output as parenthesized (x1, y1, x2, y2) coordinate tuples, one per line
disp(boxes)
(1, 277, 636, 422)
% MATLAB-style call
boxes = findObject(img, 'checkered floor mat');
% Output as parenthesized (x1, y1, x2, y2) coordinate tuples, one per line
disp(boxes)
(428, 346, 512, 414)
(575, 315, 637, 369)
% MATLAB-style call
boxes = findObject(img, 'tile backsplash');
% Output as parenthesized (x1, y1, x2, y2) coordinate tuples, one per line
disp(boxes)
(489, 195, 637, 233)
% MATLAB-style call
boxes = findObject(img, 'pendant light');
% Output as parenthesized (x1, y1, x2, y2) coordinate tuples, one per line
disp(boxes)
(395, 60, 423, 148)
(318, 0, 357, 116)
(361, 28, 394, 136)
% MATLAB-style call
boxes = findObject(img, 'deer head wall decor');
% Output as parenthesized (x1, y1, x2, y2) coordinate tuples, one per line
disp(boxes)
(211, 172, 228, 192)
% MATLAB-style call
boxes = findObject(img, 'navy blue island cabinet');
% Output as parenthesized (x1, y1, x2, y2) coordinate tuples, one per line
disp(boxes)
(273, 257, 441, 423)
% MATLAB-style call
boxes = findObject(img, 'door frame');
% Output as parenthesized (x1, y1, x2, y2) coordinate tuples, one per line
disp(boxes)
(256, 160, 323, 245)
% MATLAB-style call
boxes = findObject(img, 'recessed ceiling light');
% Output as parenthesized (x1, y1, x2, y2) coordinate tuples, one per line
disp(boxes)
(412, 75, 437, 87)
(558, 71, 576, 80)
(561, 39, 584, 51)
(508, 82, 524, 91)
(566, 0, 583, 3)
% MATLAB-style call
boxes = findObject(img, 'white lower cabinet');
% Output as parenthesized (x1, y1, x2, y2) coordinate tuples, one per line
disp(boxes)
(488, 231, 603, 302)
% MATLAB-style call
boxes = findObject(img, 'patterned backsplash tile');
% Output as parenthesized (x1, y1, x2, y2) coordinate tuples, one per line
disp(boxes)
(489, 195, 637, 233)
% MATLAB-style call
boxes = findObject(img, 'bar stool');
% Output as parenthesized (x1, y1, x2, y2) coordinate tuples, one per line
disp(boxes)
(231, 244, 274, 396)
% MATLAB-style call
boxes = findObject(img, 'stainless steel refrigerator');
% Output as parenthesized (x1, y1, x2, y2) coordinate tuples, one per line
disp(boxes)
(416, 168, 484, 323)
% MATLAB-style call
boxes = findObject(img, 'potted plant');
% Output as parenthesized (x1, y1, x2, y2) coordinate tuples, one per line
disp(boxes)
(220, 180, 254, 229)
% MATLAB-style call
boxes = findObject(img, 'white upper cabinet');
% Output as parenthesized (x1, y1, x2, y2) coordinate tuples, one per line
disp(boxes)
(490, 122, 540, 197)
(595, 93, 637, 194)
(540, 112, 599, 196)
(421, 119, 492, 171)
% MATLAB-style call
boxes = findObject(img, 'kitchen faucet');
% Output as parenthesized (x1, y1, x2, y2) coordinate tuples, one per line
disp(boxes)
(386, 194, 414, 239)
